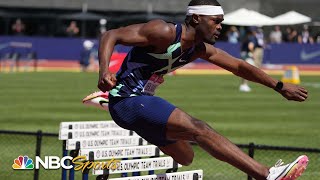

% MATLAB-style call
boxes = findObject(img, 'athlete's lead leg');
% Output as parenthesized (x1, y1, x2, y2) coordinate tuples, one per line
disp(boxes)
(164, 108, 270, 180)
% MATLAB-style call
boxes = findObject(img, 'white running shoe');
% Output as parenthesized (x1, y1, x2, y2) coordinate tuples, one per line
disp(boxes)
(82, 91, 109, 111)
(239, 84, 251, 92)
(267, 155, 309, 180)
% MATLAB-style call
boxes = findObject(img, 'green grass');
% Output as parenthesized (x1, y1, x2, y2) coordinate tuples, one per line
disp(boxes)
(1, 72, 319, 180)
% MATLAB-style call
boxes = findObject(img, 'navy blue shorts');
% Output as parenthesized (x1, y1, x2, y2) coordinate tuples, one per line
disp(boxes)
(108, 96, 176, 147)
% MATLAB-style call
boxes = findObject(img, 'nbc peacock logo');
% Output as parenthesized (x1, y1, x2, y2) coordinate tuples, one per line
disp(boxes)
(12, 155, 34, 170)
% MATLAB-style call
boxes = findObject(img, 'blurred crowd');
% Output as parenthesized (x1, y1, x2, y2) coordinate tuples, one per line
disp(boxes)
(226, 24, 320, 44)
(6, 18, 320, 45)
(224, 24, 320, 92)
(7, 18, 107, 38)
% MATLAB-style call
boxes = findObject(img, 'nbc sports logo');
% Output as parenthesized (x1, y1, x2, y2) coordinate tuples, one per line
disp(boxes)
(12, 155, 73, 170)
(12, 155, 34, 169)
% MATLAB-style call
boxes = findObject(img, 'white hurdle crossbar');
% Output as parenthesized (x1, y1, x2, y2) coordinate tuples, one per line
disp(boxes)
(79, 145, 164, 160)
(59, 128, 139, 140)
(66, 136, 148, 150)
(109, 170, 203, 180)
(60, 121, 119, 131)
(93, 157, 182, 175)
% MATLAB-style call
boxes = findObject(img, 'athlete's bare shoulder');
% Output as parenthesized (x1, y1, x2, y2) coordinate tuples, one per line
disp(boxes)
(105, 19, 176, 50)
(140, 19, 176, 47)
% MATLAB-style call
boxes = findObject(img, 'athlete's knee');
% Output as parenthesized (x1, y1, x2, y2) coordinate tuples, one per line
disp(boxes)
(182, 151, 194, 166)
(171, 150, 194, 166)
(159, 141, 194, 166)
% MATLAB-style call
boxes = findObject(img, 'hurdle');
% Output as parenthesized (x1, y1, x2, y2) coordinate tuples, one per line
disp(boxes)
(107, 170, 203, 180)
(59, 121, 203, 180)
(0, 41, 37, 72)
(80, 145, 165, 180)
(79, 145, 164, 160)
(66, 136, 148, 151)
(59, 128, 138, 140)
(59, 121, 149, 180)
(92, 157, 203, 180)
(60, 121, 120, 131)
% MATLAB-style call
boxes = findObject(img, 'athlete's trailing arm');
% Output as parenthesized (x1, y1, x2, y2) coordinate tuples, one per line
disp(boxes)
(200, 43, 308, 102)
(98, 20, 175, 92)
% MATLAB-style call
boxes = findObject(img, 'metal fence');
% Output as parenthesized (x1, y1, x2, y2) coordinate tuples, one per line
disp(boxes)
(1, 130, 319, 180)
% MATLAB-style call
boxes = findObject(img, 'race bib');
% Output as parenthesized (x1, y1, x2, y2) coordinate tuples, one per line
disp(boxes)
(142, 74, 164, 95)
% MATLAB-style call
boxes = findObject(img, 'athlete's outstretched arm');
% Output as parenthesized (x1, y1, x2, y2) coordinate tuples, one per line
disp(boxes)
(98, 20, 175, 92)
(199, 43, 308, 102)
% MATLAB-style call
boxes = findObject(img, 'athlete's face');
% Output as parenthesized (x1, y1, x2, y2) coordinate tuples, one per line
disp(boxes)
(196, 15, 224, 44)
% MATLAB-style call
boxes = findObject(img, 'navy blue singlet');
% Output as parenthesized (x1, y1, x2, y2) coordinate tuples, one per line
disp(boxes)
(109, 23, 196, 97)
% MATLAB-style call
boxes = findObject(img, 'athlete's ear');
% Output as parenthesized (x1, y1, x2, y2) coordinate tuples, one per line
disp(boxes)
(191, 14, 200, 24)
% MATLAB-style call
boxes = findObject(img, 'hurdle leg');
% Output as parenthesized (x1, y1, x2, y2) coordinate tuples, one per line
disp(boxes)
(62, 140, 68, 180)
(69, 141, 80, 180)
(82, 151, 94, 180)
(69, 150, 76, 180)
(82, 172, 89, 180)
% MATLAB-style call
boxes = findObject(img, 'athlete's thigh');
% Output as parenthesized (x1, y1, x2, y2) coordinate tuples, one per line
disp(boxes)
(165, 108, 211, 141)
(159, 140, 194, 166)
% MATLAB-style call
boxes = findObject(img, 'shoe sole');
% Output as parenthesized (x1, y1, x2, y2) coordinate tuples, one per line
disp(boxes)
(82, 93, 100, 102)
(82, 92, 109, 102)
(281, 155, 309, 180)
(83, 97, 109, 111)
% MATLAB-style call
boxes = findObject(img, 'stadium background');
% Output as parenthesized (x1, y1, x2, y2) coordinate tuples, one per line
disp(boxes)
(1, 0, 320, 180)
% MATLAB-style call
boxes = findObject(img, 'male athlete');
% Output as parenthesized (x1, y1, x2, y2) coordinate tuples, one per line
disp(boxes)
(84, 0, 309, 179)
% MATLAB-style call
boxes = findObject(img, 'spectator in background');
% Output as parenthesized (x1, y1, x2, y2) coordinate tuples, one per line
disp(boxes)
(99, 19, 107, 35)
(80, 40, 94, 72)
(289, 29, 299, 43)
(227, 26, 239, 44)
(239, 29, 256, 92)
(269, 25, 282, 43)
(298, 25, 314, 44)
(11, 19, 25, 35)
(66, 21, 80, 37)
(316, 33, 320, 44)
(253, 27, 265, 68)
(282, 27, 292, 42)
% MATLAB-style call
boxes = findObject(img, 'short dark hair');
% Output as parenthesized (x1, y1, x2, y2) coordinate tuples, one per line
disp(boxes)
(188, 0, 221, 6)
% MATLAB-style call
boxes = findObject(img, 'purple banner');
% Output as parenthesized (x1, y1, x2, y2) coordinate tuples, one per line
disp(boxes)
(0, 36, 84, 60)
(1, 36, 319, 64)
(264, 43, 320, 64)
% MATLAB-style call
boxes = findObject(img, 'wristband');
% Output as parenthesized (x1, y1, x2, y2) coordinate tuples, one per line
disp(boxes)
(274, 81, 284, 91)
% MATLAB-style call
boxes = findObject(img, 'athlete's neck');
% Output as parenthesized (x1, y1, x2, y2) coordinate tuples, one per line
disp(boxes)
(181, 23, 201, 50)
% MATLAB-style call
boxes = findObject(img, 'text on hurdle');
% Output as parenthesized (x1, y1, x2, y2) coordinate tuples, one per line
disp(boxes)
(108, 170, 203, 180)
(92, 157, 182, 175)
(79, 145, 164, 160)
(66, 136, 148, 150)
(59, 121, 119, 131)
(59, 128, 138, 140)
